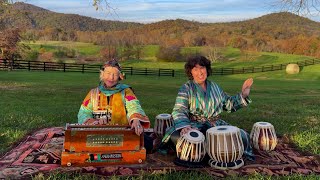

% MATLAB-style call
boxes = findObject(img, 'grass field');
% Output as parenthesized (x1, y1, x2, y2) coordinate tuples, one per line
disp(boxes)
(23, 41, 316, 70)
(0, 59, 319, 179)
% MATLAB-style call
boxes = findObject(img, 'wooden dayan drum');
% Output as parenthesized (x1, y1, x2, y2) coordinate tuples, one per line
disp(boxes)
(154, 113, 174, 137)
(206, 126, 244, 164)
(176, 129, 206, 162)
(250, 122, 277, 151)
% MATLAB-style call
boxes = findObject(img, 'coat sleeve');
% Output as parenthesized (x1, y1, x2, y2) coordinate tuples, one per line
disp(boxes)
(217, 84, 252, 113)
(172, 84, 192, 130)
(124, 88, 150, 128)
(77, 90, 94, 124)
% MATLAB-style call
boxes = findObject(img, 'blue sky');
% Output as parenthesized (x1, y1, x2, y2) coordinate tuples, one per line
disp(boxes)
(26, 0, 320, 23)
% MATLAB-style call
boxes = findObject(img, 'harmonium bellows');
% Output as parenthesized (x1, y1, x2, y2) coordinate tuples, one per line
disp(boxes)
(61, 123, 146, 167)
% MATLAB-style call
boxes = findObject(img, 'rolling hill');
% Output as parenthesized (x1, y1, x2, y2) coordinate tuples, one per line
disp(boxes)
(0, 2, 142, 31)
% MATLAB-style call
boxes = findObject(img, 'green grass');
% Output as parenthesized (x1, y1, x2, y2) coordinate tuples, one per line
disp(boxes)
(142, 45, 159, 60)
(212, 47, 314, 68)
(23, 41, 316, 70)
(25, 41, 104, 56)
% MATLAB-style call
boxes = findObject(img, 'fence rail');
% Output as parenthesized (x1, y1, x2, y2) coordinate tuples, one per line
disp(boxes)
(1, 59, 319, 77)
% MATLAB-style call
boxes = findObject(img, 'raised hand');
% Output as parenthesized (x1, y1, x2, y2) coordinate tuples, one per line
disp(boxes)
(241, 78, 253, 98)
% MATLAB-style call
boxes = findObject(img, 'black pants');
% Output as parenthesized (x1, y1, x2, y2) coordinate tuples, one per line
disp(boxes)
(144, 134, 153, 154)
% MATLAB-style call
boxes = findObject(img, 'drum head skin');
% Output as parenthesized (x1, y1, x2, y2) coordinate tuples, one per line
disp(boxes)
(183, 129, 205, 143)
(206, 125, 240, 134)
(156, 114, 171, 119)
(255, 122, 272, 127)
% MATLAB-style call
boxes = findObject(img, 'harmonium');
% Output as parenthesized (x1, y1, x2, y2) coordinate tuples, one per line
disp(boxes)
(61, 123, 146, 167)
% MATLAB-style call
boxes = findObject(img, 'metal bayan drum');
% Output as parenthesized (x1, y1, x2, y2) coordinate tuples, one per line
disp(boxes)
(176, 129, 206, 162)
(206, 126, 244, 169)
(154, 114, 174, 137)
(250, 122, 277, 151)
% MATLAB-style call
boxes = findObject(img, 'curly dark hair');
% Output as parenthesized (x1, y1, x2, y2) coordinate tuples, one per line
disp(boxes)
(185, 55, 212, 80)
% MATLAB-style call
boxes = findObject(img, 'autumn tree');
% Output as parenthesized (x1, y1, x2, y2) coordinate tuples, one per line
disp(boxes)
(0, 28, 22, 70)
(0, 28, 20, 59)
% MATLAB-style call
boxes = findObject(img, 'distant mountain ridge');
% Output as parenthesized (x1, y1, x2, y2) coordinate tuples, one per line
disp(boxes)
(1, 2, 320, 58)
(0, 2, 142, 31)
(1, 2, 320, 34)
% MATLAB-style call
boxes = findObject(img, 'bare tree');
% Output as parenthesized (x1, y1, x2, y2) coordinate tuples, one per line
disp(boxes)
(92, 0, 116, 14)
(272, 0, 320, 15)
(202, 45, 222, 63)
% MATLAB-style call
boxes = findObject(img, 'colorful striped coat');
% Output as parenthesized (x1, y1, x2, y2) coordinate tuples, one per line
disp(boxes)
(163, 79, 254, 160)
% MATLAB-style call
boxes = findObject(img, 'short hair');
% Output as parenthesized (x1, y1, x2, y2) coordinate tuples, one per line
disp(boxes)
(185, 55, 212, 80)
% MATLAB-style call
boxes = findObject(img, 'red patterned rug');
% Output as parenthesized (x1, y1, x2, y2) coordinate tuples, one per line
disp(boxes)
(0, 127, 319, 179)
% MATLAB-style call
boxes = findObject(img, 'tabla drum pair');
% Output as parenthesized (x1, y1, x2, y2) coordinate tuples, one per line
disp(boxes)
(206, 126, 245, 170)
(250, 122, 277, 151)
(175, 126, 244, 170)
(154, 114, 174, 138)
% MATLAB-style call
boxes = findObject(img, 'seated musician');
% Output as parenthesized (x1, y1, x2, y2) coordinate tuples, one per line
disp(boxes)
(162, 55, 255, 166)
(77, 59, 153, 152)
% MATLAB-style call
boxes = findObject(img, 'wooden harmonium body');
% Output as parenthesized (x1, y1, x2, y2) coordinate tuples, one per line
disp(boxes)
(61, 123, 145, 167)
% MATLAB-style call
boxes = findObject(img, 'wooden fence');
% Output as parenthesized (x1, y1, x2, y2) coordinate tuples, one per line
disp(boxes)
(0, 59, 319, 77)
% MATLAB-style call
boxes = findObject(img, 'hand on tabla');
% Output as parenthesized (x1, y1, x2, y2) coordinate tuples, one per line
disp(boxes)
(180, 126, 197, 136)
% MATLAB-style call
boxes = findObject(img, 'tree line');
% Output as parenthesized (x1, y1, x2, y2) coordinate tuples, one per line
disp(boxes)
(2, 2, 320, 62)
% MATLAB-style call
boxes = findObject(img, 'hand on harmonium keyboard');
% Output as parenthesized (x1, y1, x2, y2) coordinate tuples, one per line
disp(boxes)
(83, 118, 100, 125)
(83, 118, 110, 125)
(131, 119, 143, 136)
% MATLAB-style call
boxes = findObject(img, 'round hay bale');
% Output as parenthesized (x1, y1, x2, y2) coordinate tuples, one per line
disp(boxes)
(286, 64, 300, 74)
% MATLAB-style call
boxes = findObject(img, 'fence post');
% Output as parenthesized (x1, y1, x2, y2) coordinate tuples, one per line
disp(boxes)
(44, 62, 46, 71)
(82, 64, 85, 73)
(313, 59, 315, 64)
(12, 60, 14, 70)
(242, 67, 244, 74)
(158, 69, 161, 76)
(172, 69, 174, 77)
(63, 63, 66, 72)
(145, 68, 147, 76)
(130, 67, 133, 75)
(252, 67, 254, 73)
(232, 68, 234, 74)
(271, 65, 273, 71)
(28, 61, 31, 71)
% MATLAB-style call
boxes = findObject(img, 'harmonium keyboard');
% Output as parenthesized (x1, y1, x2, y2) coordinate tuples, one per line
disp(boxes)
(61, 123, 147, 167)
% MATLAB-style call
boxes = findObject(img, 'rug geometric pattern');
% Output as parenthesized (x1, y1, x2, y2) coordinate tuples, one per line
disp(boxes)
(0, 127, 319, 179)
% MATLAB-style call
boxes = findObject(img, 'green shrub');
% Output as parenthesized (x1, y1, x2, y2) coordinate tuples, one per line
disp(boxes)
(156, 45, 183, 62)
(26, 50, 39, 61)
